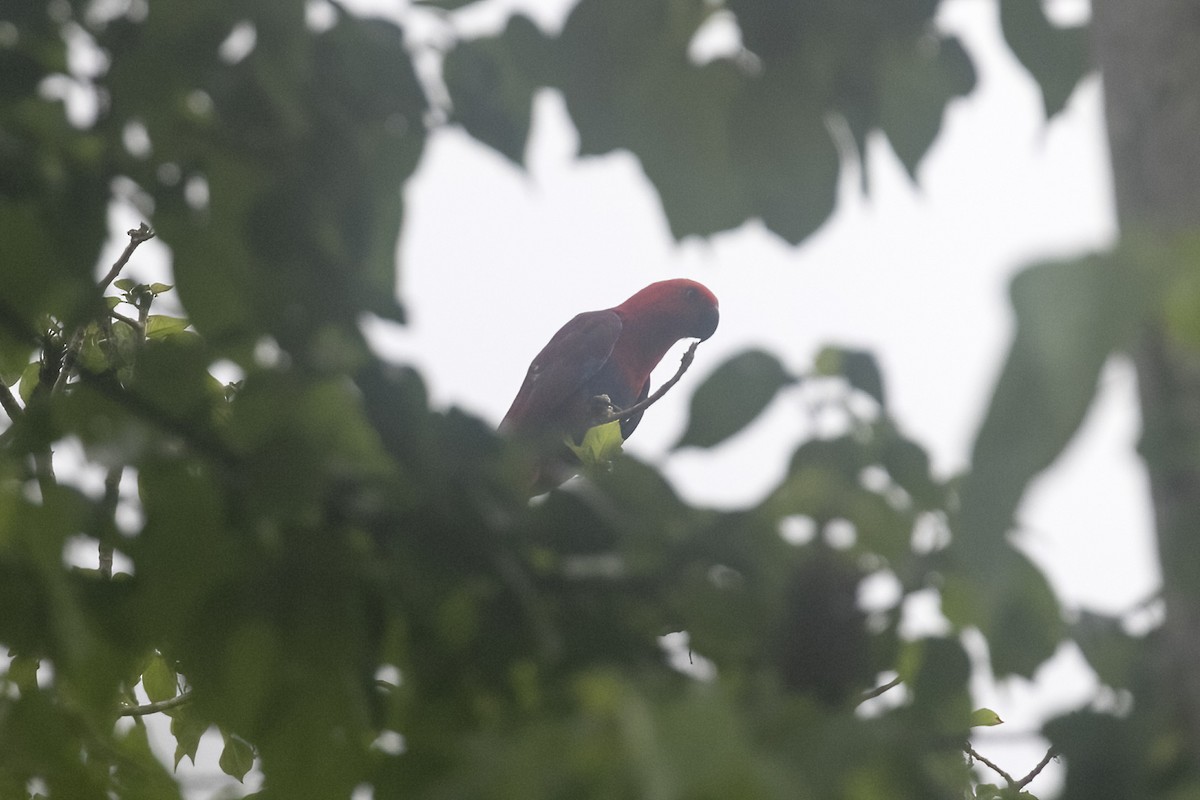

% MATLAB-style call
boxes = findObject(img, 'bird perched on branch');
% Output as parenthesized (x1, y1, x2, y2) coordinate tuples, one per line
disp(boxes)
(500, 279, 719, 492)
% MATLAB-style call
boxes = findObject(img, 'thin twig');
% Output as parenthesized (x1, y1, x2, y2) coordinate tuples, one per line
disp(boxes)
(856, 675, 902, 705)
(1015, 746, 1059, 789)
(93, 276, 152, 578)
(595, 340, 702, 426)
(99, 465, 123, 579)
(966, 741, 1058, 790)
(109, 309, 143, 333)
(32, 451, 56, 498)
(136, 288, 151, 330)
(30, 333, 64, 494)
(53, 331, 85, 395)
(98, 545, 113, 580)
(118, 689, 193, 717)
(98, 223, 155, 293)
(965, 743, 1016, 786)
(54, 224, 155, 394)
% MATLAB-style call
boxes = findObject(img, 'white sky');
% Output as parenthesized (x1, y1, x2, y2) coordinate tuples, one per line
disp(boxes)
(93, 0, 1157, 795)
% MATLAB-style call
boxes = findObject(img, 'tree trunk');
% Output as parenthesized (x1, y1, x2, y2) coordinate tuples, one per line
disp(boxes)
(1094, 0, 1200, 766)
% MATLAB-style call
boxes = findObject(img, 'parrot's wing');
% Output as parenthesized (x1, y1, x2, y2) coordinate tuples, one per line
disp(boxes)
(500, 310, 622, 435)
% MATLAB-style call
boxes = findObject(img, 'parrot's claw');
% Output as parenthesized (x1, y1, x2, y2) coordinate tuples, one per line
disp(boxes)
(588, 393, 617, 423)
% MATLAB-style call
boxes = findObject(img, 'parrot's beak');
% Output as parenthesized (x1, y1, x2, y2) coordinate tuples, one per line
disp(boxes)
(695, 302, 719, 342)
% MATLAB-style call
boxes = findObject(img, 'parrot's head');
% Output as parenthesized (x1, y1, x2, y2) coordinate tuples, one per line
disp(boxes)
(617, 278, 720, 342)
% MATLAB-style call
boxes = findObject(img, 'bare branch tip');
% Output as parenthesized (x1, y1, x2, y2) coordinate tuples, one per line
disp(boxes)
(127, 222, 156, 242)
(856, 675, 902, 705)
(598, 338, 706, 426)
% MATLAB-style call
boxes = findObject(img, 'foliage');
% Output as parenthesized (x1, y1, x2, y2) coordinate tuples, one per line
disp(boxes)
(447, 0, 977, 242)
(0, 0, 1193, 799)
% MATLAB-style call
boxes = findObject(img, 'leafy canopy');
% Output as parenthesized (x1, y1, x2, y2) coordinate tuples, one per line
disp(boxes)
(6, 1, 1194, 800)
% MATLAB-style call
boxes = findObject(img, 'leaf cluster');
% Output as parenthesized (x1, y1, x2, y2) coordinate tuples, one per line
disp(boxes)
(0, 1, 1181, 799)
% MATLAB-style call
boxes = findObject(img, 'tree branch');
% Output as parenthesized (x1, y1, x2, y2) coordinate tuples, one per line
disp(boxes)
(856, 675, 902, 705)
(99, 465, 122, 579)
(98, 223, 156, 293)
(109, 309, 143, 334)
(1096, 0, 1200, 769)
(1015, 745, 1059, 789)
(32, 450, 57, 499)
(593, 340, 702, 426)
(965, 742, 1058, 791)
(55, 224, 155, 394)
(118, 689, 194, 717)
(965, 743, 1016, 786)
(0, 382, 20, 422)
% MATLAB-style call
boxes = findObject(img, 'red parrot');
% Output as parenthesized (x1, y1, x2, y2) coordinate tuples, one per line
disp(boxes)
(500, 279, 719, 490)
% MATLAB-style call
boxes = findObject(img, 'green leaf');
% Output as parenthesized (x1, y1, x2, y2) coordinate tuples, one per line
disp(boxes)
(77, 322, 114, 374)
(18, 360, 40, 405)
(1000, 0, 1090, 119)
(970, 707, 1004, 727)
(567, 419, 625, 466)
(0, 332, 33, 387)
(129, 336, 216, 427)
(909, 637, 972, 736)
(878, 34, 977, 178)
(675, 350, 794, 449)
(1044, 710, 1151, 800)
(880, 433, 942, 509)
(729, 0, 968, 219)
(115, 723, 187, 800)
(149, 283, 174, 295)
(730, 78, 840, 244)
(145, 13, 426, 354)
(145, 315, 190, 339)
(171, 708, 209, 769)
(443, 16, 546, 165)
(1, 194, 105, 327)
(114, 278, 137, 291)
(7, 655, 39, 691)
(218, 729, 255, 781)
(1070, 611, 1142, 688)
(958, 252, 1150, 558)
(814, 346, 886, 408)
(142, 651, 177, 703)
(941, 548, 1063, 678)
(949, 244, 1177, 676)
(554, 0, 754, 238)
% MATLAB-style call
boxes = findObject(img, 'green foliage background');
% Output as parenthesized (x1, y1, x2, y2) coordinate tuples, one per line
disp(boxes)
(1, 0, 1196, 798)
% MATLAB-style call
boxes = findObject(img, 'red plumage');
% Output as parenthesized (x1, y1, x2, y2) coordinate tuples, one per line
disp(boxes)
(501, 279, 719, 490)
